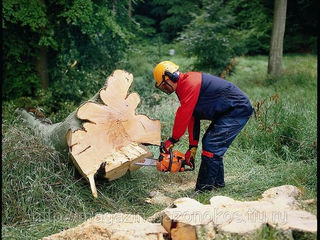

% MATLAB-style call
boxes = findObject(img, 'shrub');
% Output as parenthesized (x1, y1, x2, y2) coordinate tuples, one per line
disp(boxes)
(178, 0, 236, 75)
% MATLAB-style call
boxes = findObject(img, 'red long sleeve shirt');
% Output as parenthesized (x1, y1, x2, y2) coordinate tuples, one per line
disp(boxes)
(172, 72, 202, 146)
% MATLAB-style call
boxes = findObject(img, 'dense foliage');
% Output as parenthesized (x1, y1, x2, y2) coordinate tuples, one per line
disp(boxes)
(179, 0, 236, 74)
(227, 0, 273, 55)
(3, 0, 131, 103)
(3, 0, 317, 104)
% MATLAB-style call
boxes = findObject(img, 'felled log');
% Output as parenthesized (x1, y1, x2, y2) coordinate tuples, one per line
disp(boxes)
(16, 70, 161, 198)
(162, 185, 317, 239)
(43, 213, 168, 240)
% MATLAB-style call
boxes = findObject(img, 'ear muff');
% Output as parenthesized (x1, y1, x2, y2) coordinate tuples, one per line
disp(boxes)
(164, 70, 179, 83)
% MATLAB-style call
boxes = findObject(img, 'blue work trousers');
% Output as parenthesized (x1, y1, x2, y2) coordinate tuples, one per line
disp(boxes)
(195, 115, 251, 191)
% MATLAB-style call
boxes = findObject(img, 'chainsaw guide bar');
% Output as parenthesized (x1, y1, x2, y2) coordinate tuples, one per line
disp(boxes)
(135, 158, 158, 166)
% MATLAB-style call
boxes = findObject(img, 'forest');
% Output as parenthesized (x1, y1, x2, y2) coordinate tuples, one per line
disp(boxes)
(2, 0, 318, 239)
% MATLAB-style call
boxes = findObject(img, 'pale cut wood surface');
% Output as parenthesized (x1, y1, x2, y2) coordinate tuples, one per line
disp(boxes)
(162, 185, 317, 239)
(67, 70, 161, 198)
(43, 213, 168, 240)
(43, 185, 316, 240)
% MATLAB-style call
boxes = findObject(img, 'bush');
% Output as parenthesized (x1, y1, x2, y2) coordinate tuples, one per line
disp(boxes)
(178, 0, 236, 75)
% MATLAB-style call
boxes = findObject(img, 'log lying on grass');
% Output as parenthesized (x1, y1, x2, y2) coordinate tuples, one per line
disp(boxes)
(43, 185, 316, 239)
(162, 185, 317, 239)
(16, 70, 161, 198)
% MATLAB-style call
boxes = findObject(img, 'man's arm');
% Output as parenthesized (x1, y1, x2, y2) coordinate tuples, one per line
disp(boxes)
(163, 72, 201, 152)
(171, 72, 202, 141)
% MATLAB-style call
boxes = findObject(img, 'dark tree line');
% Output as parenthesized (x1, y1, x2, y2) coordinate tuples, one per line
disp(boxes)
(2, 0, 317, 102)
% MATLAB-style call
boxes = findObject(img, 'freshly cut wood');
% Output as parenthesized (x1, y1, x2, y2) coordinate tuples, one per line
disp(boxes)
(16, 70, 161, 198)
(43, 185, 316, 240)
(43, 213, 168, 240)
(162, 185, 317, 239)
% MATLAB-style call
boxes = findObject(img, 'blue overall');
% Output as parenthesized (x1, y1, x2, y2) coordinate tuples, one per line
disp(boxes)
(193, 74, 253, 191)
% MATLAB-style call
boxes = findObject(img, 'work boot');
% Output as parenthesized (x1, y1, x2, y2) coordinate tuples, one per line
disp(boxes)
(214, 160, 225, 188)
(196, 154, 226, 191)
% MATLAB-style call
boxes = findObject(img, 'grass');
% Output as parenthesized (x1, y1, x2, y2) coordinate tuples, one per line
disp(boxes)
(2, 49, 317, 239)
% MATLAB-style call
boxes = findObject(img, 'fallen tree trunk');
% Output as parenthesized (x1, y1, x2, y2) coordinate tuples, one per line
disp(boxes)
(16, 70, 161, 198)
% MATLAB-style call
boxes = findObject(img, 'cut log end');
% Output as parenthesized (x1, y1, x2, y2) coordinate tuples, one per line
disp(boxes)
(67, 70, 161, 198)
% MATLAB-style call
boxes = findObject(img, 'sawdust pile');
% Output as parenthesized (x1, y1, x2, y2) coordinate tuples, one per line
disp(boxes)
(43, 213, 167, 240)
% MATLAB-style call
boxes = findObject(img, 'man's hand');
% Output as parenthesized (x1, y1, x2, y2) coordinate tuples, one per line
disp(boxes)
(185, 145, 197, 170)
(162, 137, 178, 153)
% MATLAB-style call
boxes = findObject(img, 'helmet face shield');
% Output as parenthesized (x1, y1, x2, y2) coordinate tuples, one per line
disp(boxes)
(155, 79, 175, 95)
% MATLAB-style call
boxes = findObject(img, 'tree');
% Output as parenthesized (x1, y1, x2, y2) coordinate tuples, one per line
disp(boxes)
(226, 0, 273, 55)
(2, 0, 54, 98)
(156, 0, 200, 41)
(2, 0, 131, 101)
(179, 0, 235, 74)
(268, 0, 287, 76)
(16, 70, 161, 198)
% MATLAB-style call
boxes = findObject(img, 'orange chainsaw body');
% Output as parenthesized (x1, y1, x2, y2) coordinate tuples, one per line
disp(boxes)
(156, 150, 186, 173)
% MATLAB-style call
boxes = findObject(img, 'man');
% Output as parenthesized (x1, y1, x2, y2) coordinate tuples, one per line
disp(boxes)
(153, 60, 253, 192)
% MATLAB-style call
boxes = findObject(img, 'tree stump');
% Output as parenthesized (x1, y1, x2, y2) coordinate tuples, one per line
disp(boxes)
(16, 70, 161, 198)
(162, 185, 317, 239)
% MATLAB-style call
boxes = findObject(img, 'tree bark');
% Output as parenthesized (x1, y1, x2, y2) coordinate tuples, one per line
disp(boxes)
(36, 45, 49, 89)
(16, 70, 161, 198)
(113, 0, 117, 14)
(268, 0, 287, 76)
(128, 0, 132, 17)
(37, 0, 49, 89)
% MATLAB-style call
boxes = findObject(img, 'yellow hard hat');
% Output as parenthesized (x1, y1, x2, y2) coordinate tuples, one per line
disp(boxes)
(153, 61, 179, 86)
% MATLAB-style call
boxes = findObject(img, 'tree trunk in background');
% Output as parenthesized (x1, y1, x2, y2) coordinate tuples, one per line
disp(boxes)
(113, 0, 117, 14)
(36, 45, 49, 89)
(128, 0, 132, 17)
(268, 0, 287, 76)
(37, 0, 49, 89)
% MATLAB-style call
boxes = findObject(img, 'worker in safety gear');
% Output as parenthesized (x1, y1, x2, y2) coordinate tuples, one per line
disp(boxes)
(153, 60, 253, 192)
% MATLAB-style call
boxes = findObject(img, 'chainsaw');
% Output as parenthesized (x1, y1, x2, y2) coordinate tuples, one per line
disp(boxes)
(135, 142, 194, 173)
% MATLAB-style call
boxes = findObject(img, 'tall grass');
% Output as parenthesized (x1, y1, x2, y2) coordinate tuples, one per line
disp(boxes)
(2, 51, 317, 239)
